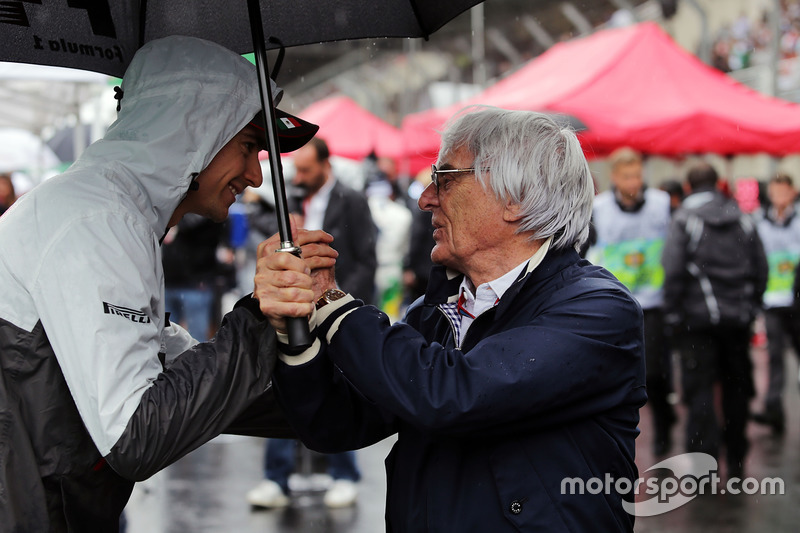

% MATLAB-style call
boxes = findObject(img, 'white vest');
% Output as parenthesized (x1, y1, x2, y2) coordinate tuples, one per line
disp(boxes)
(757, 212, 800, 308)
(588, 188, 671, 310)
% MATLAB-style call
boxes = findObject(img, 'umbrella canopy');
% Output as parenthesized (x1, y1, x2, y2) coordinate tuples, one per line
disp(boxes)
(296, 95, 405, 161)
(0, 1, 483, 77)
(0, 128, 61, 174)
(45, 125, 93, 163)
(402, 21, 800, 168)
(0, 0, 486, 347)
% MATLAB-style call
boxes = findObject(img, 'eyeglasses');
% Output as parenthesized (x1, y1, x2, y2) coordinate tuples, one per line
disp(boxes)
(430, 164, 490, 193)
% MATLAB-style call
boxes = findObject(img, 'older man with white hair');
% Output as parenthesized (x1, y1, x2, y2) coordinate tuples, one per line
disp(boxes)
(255, 106, 646, 532)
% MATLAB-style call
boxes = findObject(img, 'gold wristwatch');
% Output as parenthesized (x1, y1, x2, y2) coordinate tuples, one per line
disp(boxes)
(315, 289, 347, 310)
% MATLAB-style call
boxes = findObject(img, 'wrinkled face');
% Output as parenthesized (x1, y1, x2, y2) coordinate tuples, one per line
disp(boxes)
(418, 146, 509, 274)
(180, 124, 264, 223)
(611, 161, 643, 202)
(768, 181, 797, 212)
(292, 143, 329, 196)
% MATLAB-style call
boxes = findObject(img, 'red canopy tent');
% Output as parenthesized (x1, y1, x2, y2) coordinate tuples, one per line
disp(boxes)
(293, 95, 405, 161)
(402, 22, 800, 173)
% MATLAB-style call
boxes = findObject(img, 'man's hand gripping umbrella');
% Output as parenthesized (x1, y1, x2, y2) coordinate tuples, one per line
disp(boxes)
(255, 215, 338, 336)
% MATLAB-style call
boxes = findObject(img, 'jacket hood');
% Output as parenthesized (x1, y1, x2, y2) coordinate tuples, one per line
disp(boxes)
(682, 190, 742, 226)
(67, 36, 281, 235)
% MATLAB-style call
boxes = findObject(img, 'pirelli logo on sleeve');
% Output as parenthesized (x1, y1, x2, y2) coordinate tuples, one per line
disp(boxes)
(103, 302, 152, 324)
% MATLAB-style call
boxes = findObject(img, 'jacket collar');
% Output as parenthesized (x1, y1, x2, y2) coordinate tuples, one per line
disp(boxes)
(682, 190, 716, 210)
(424, 246, 580, 318)
(766, 204, 796, 227)
(613, 185, 647, 213)
(321, 179, 343, 227)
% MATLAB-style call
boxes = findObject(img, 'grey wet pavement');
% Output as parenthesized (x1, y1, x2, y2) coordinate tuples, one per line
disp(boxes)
(633, 344, 800, 532)
(124, 341, 800, 532)
(124, 435, 394, 533)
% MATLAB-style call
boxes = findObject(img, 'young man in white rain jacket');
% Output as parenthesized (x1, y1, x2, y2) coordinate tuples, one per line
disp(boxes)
(0, 36, 320, 531)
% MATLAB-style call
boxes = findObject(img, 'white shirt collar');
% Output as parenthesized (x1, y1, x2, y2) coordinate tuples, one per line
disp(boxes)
(458, 236, 553, 317)
(303, 176, 335, 231)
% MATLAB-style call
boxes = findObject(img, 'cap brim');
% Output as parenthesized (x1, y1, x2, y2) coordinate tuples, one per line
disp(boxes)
(249, 109, 319, 153)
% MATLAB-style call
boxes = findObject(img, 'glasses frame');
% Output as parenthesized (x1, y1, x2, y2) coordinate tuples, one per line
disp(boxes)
(430, 164, 490, 192)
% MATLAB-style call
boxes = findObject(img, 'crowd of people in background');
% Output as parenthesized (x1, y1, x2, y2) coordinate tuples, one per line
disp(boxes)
(711, 0, 800, 72)
(587, 147, 800, 480)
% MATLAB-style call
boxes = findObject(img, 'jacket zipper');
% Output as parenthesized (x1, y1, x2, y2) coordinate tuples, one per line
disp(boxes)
(437, 305, 495, 351)
(437, 306, 463, 350)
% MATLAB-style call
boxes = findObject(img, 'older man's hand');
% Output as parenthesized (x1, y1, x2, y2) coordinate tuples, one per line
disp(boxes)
(254, 219, 338, 333)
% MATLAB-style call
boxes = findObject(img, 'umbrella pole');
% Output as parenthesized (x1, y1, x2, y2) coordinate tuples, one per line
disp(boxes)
(247, 0, 312, 350)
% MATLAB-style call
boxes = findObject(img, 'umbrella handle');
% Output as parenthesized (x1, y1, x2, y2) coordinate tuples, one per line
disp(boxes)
(275, 245, 314, 350)
(247, 0, 312, 350)
(286, 317, 313, 351)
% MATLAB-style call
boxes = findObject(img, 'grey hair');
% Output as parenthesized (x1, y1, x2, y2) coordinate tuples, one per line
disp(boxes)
(437, 105, 594, 251)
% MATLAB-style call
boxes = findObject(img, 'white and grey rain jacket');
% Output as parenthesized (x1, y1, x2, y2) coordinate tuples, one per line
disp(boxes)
(0, 36, 291, 531)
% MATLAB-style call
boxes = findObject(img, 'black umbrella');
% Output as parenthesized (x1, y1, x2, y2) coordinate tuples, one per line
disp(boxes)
(0, 0, 485, 347)
(46, 125, 92, 163)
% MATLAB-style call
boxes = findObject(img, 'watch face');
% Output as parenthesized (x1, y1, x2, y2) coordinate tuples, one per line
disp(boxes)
(324, 289, 346, 302)
(316, 289, 346, 309)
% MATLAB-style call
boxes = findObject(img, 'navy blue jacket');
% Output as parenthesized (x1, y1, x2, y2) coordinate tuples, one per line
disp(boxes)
(274, 247, 646, 532)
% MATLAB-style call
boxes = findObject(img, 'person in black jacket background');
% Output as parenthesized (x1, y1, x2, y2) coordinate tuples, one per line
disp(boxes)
(162, 214, 232, 341)
(662, 162, 768, 478)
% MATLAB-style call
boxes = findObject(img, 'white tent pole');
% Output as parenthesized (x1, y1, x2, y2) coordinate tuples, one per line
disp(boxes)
(72, 84, 86, 161)
(471, 4, 486, 88)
